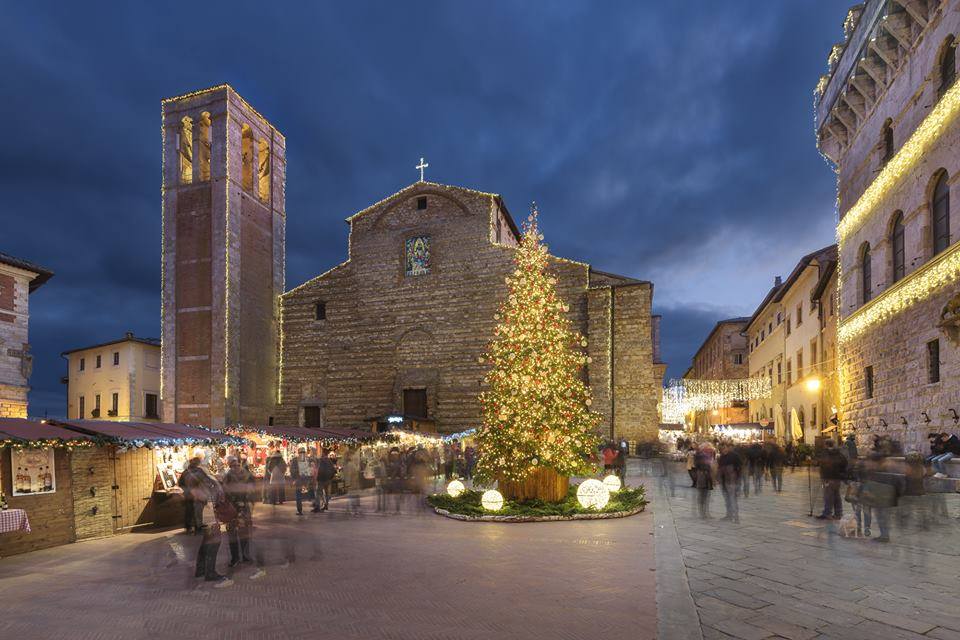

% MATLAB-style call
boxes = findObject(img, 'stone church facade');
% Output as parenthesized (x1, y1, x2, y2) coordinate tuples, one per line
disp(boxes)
(276, 182, 665, 442)
(817, 1, 960, 451)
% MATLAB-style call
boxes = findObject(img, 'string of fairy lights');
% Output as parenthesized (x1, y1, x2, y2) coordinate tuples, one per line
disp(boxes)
(660, 377, 772, 425)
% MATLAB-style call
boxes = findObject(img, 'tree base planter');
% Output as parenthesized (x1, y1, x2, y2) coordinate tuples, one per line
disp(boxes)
(498, 467, 569, 502)
(433, 505, 645, 522)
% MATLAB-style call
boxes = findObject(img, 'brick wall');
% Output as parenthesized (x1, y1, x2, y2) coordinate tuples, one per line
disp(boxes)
(0, 448, 75, 556)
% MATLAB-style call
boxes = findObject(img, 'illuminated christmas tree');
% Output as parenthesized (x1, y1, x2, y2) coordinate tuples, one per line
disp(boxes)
(476, 206, 601, 489)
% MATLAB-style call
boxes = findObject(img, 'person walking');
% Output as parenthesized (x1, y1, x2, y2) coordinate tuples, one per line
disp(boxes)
(815, 440, 848, 520)
(693, 448, 714, 519)
(860, 453, 899, 542)
(387, 448, 405, 514)
(342, 452, 362, 516)
(374, 453, 387, 512)
(178, 456, 207, 534)
(717, 444, 742, 523)
(314, 450, 336, 512)
(266, 449, 287, 505)
(766, 442, 786, 493)
(846, 456, 870, 537)
(289, 448, 316, 516)
(193, 470, 233, 587)
(222, 456, 255, 567)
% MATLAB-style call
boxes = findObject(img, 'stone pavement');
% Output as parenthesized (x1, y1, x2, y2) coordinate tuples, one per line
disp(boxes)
(0, 479, 656, 640)
(643, 459, 960, 640)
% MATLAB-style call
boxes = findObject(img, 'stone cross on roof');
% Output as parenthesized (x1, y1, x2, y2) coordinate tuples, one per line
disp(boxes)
(416, 157, 429, 182)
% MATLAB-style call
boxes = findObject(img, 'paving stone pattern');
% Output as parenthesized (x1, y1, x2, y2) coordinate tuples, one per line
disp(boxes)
(646, 460, 960, 640)
(0, 478, 655, 640)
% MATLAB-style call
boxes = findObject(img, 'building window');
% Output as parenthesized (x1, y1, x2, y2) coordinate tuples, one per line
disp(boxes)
(810, 339, 818, 368)
(198, 112, 211, 182)
(79, 357, 85, 372)
(145, 393, 159, 419)
(768, 321, 773, 333)
(733, 354, 743, 365)
(797, 351, 803, 377)
(761, 329, 765, 341)
(405, 235, 431, 276)
(179, 116, 193, 184)
(891, 211, 905, 283)
(96, 355, 102, 369)
(79, 396, 85, 419)
(113, 351, 120, 366)
(314, 301, 326, 321)
(861, 242, 873, 304)
(798, 407, 805, 427)
(865, 366, 874, 399)
(776, 311, 782, 325)
(812, 405, 818, 429)
(933, 171, 951, 255)
(796, 304, 803, 326)
(241, 124, 254, 191)
(880, 118, 894, 166)
(786, 359, 792, 385)
(786, 318, 791, 336)
(939, 37, 957, 99)
(777, 362, 782, 384)
(110, 392, 119, 417)
(928, 339, 941, 383)
(258, 138, 271, 202)
(417, 196, 427, 210)
(93, 394, 101, 418)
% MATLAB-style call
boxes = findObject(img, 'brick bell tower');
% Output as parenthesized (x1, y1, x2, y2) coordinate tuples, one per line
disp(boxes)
(161, 85, 285, 427)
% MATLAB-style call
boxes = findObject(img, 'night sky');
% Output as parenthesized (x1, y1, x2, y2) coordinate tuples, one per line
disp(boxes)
(2, 1, 849, 418)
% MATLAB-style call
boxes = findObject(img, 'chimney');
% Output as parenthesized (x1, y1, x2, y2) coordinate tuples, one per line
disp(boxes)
(774, 276, 782, 287)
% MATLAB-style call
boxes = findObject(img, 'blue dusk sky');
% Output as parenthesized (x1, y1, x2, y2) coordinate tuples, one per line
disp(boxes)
(1, 1, 849, 418)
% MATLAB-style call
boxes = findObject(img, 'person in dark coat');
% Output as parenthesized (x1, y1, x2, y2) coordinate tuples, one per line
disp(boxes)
(693, 448, 714, 519)
(314, 450, 337, 512)
(816, 440, 848, 520)
(178, 456, 207, 534)
(222, 456, 256, 566)
(194, 470, 233, 587)
(717, 444, 742, 523)
(266, 450, 287, 505)
(765, 442, 786, 493)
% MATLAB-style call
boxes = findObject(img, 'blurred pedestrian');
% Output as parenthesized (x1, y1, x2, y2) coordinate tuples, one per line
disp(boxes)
(289, 448, 315, 516)
(194, 471, 233, 587)
(222, 456, 255, 567)
(766, 442, 786, 493)
(178, 456, 207, 534)
(314, 450, 336, 512)
(266, 449, 287, 505)
(693, 449, 714, 519)
(816, 440, 847, 520)
(717, 444, 741, 523)
(343, 452, 362, 516)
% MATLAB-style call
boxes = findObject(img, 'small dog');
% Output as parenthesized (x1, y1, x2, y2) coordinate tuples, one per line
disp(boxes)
(837, 514, 858, 537)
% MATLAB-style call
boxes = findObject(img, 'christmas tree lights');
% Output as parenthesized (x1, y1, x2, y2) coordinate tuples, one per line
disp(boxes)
(475, 207, 601, 483)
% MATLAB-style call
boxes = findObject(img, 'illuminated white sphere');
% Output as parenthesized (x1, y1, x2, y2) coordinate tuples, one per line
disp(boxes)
(447, 479, 465, 498)
(603, 474, 622, 493)
(577, 479, 610, 510)
(481, 489, 504, 512)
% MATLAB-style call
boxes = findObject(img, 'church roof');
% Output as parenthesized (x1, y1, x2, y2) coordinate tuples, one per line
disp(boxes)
(345, 180, 499, 220)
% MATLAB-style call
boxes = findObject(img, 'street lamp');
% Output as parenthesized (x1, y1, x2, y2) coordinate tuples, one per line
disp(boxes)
(804, 377, 822, 393)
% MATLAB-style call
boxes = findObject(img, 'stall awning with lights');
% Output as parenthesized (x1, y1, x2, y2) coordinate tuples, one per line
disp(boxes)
(230, 425, 378, 444)
(48, 419, 244, 447)
(0, 418, 96, 447)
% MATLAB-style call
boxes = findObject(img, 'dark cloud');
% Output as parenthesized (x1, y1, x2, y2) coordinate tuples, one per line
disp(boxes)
(0, 1, 849, 415)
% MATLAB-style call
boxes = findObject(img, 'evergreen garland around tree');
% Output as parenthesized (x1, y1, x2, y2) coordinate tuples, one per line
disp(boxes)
(476, 207, 602, 483)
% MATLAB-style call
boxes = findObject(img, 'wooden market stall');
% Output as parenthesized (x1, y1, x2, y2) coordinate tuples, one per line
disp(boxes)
(0, 418, 95, 557)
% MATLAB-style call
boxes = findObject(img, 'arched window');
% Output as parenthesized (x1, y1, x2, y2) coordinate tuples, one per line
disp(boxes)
(198, 112, 211, 182)
(933, 171, 951, 255)
(861, 242, 872, 304)
(880, 118, 894, 165)
(891, 211, 905, 282)
(241, 124, 254, 191)
(258, 138, 270, 201)
(940, 37, 957, 99)
(178, 116, 193, 184)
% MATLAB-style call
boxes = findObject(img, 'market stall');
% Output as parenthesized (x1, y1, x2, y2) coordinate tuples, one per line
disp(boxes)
(50, 419, 244, 533)
(709, 422, 775, 443)
(0, 417, 96, 556)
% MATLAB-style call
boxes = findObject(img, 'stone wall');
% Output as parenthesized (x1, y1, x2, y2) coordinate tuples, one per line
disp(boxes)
(278, 182, 660, 441)
(831, 5, 960, 450)
(0, 264, 33, 417)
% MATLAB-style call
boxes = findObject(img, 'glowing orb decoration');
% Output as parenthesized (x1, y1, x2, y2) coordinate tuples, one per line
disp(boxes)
(447, 479, 465, 498)
(481, 489, 504, 512)
(577, 479, 610, 510)
(603, 474, 622, 493)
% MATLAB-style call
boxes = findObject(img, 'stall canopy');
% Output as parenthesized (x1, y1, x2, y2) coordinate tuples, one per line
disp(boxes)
(49, 419, 243, 448)
(0, 418, 95, 447)
(229, 425, 378, 444)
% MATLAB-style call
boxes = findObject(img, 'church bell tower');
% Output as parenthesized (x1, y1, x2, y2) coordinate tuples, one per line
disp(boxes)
(161, 85, 285, 427)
